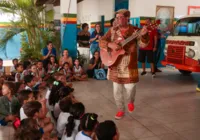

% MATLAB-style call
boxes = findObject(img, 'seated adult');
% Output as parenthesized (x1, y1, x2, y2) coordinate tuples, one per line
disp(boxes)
(87, 51, 104, 78)
(42, 41, 57, 71)
(77, 23, 90, 48)
(59, 49, 73, 68)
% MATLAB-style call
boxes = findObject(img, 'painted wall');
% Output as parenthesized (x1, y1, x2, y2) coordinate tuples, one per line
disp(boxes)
(0, 12, 21, 60)
(129, 0, 200, 18)
(99, 0, 115, 20)
(77, 0, 114, 25)
(60, 0, 77, 58)
(0, 29, 21, 60)
(61, 0, 77, 14)
(77, 0, 99, 24)
(78, 0, 200, 23)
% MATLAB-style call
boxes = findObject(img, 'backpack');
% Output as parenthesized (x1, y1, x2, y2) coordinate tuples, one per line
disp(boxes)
(94, 69, 107, 80)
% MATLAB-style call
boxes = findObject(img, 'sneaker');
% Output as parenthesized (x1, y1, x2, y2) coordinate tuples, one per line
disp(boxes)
(141, 71, 147, 76)
(128, 103, 135, 113)
(152, 72, 156, 78)
(115, 111, 125, 120)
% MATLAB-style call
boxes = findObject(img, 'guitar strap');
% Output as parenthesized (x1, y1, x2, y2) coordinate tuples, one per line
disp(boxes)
(107, 27, 116, 55)
(111, 27, 125, 41)
(111, 27, 115, 42)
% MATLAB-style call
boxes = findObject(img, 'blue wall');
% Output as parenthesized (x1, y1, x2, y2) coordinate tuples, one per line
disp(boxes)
(0, 29, 21, 60)
(61, 24, 77, 58)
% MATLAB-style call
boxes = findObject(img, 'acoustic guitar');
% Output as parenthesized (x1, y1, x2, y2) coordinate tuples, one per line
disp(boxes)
(100, 20, 161, 66)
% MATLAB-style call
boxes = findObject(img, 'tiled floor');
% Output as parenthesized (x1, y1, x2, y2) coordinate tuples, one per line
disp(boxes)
(1, 68, 200, 140)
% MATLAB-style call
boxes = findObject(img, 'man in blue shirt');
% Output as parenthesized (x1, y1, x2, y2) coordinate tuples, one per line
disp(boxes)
(42, 41, 56, 59)
(42, 41, 57, 70)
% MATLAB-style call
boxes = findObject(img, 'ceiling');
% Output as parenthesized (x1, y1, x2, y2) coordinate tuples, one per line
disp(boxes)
(36, 0, 84, 6)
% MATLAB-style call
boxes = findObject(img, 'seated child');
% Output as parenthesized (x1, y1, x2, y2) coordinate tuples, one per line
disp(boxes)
(53, 86, 75, 119)
(48, 81, 64, 120)
(17, 90, 35, 120)
(37, 60, 46, 80)
(48, 55, 58, 73)
(15, 82, 25, 94)
(95, 120, 119, 140)
(73, 59, 87, 81)
(57, 97, 73, 139)
(61, 102, 85, 140)
(45, 76, 55, 111)
(10, 58, 18, 76)
(60, 62, 74, 82)
(15, 63, 24, 82)
(21, 61, 31, 79)
(24, 75, 36, 91)
(30, 64, 41, 81)
(23, 101, 54, 138)
(14, 118, 43, 140)
(33, 88, 51, 126)
(0, 58, 5, 78)
(75, 113, 99, 140)
(0, 82, 20, 126)
(54, 72, 73, 88)
(0, 78, 4, 96)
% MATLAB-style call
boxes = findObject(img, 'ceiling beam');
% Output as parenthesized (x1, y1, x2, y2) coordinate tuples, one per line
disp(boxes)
(77, 0, 84, 3)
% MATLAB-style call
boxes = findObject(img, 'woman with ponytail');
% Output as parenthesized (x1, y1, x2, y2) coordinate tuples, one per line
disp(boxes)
(61, 102, 85, 140)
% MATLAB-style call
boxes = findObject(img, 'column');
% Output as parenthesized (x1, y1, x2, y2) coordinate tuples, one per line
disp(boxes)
(115, 0, 129, 12)
(60, 0, 77, 58)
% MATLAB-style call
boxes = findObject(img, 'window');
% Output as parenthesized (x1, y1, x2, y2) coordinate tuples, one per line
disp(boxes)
(173, 17, 200, 36)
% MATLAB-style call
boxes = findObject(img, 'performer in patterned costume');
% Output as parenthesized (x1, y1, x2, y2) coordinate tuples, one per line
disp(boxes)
(99, 9, 149, 119)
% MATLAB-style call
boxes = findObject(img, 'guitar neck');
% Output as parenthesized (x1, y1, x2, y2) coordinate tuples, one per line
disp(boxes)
(119, 21, 160, 47)
(121, 29, 141, 47)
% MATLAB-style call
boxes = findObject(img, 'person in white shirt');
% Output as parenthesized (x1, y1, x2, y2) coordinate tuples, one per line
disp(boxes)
(17, 90, 35, 120)
(55, 86, 76, 138)
(24, 75, 36, 91)
(75, 113, 98, 140)
(45, 87, 52, 111)
(49, 83, 74, 120)
(10, 58, 18, 76)
(15, 64, 24, 82)
(61, 102, 85, 140)
(57, 97, 73, 139)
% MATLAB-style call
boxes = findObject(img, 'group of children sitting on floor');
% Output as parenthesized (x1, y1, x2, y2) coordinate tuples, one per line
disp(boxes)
(0, 56, 119, 140)
(0, 54, 87, 84)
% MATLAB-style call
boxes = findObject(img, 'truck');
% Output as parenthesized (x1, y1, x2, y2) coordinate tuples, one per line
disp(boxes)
(161, 14, 200, 74)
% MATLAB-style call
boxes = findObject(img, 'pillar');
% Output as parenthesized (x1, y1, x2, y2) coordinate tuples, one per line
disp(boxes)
(115, 0, 129, 12)
(60, 0, 77, 58)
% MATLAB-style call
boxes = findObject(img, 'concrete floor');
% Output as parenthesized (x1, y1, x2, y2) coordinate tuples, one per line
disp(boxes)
(1, 68, 200, 140)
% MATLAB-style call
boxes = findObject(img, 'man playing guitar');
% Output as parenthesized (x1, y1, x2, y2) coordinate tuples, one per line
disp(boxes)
(99, 9, 149, 119)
